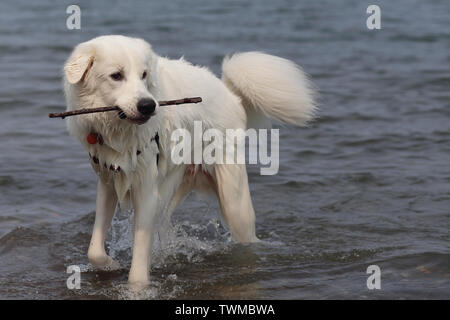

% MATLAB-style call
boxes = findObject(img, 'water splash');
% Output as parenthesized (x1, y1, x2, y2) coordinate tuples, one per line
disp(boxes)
(105, 203, 233, 267)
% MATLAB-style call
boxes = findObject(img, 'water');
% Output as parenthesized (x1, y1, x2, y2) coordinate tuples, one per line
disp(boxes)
(0, 0, 449, 299)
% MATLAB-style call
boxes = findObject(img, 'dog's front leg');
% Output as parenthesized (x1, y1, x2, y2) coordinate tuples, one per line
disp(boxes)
(88, 179, 118, 269)
(128, 181, 158, 286)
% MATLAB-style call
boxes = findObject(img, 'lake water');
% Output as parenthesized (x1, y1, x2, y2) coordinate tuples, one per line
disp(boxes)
(0, 0, 449, 299)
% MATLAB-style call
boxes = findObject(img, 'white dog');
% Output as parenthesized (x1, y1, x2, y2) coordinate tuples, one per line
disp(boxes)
(63, 35, 316, 285)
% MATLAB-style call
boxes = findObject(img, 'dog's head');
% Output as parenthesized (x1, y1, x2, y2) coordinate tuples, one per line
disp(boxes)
(64, 35, 158, 125)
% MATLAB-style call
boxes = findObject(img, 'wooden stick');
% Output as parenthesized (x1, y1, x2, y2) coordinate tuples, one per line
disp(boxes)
(48, 97, 202, 119)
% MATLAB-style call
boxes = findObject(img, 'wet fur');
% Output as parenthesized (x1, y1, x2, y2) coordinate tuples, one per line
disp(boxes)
(63, 35, 316, 285)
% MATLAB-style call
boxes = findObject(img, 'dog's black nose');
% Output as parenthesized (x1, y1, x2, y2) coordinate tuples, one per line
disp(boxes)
(137, 98, 156, 116)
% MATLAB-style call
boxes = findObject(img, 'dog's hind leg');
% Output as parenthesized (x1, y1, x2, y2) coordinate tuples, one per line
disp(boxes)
(157, 177, 193, 245)
(88, 179, 119, 269)
(166, 179, 193, 218)
(214, 164, 259, 243)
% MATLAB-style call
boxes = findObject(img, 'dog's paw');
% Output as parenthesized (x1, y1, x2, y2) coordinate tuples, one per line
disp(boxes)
(127, 280, 150, 293)
(99, 257, 121, 271)
(88, 253, 120, 271)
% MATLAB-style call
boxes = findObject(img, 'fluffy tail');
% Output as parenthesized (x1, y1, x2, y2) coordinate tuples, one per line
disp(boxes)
(222, 52, 317, 128)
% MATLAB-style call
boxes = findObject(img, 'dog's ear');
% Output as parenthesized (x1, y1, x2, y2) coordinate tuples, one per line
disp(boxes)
(135, 38, 159, 88)
(64, 43, 95, 84)
(148, 52, 159, 88)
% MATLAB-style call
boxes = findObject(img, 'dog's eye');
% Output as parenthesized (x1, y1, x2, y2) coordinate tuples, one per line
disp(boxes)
(142, 71, 147, 79)
(110, 72, 123, 81)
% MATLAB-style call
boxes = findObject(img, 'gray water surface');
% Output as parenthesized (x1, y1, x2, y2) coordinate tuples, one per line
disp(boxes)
(0, 0, 449, 299)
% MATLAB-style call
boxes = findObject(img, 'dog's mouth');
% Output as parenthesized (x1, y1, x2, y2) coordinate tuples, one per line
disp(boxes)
(116, 108, 155, 125)
(129, 115, 152, 125)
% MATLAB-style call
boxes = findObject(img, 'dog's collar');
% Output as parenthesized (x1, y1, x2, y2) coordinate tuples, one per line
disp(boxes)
(87, 132, 103, 145)
(87, 131, 160, 170)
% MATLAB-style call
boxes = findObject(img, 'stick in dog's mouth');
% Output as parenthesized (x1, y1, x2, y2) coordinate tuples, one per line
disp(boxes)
(48, 97, 202, 119)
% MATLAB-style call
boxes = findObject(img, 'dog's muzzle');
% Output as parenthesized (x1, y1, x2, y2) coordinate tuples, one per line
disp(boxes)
(116, 98, 157, 125)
